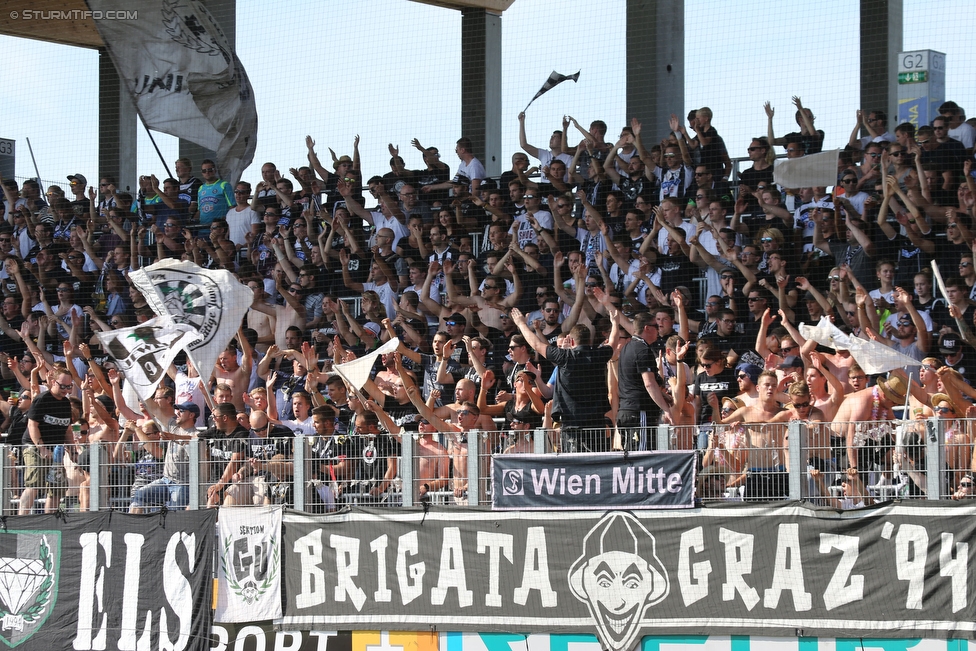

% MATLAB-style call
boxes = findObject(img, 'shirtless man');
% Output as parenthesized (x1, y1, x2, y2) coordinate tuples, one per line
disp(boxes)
(406, 385, 482, 505)
(365, 399, 450, 501)
(832, 373, 908, 480)
(430, 377, 497, 433)
(804, 352, 845, 421)
(770, 380, 832, 498)
(246, 281, 276, 352)
(716, 370, 786, 500)
(248, 268, 306, 349)
(211, 336, 253, 411)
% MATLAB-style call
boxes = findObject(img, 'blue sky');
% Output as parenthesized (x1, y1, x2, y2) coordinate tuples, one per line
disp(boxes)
(0, 0, 973, 191)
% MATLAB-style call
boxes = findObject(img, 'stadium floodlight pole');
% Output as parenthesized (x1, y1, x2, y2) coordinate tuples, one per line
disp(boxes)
(24, 137, 43, 190)
(139, 115, 174, 179)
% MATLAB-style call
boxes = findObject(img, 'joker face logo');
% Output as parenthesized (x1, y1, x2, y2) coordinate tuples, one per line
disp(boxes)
(568, 513, 669, 651)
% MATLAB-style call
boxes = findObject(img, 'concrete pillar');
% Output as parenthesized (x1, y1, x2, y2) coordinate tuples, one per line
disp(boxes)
(860, 0, 903, 131)
(98, 47, 137, 193)
(460, 8, 502, 179)
(627, 0, 684, 142)
(179, 0, 237, 172)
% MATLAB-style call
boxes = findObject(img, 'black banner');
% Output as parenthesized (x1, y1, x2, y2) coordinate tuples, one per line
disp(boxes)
(281, 503, 976, 651)
(211, 622, 351, 651)
(1, 510, 216, 650)
(492, 452, 696, 509)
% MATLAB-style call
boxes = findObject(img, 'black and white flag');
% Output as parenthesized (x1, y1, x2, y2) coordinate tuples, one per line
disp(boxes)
(85, 0, 258, 185)
(128, 259, 253, 381)
(524, 70, 580, 112)
(95, 315, 202, 406)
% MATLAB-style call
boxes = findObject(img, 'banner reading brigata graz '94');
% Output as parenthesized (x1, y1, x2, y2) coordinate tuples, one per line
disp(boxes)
(0, 510, 216, 650)
(282, 503, 976, 651)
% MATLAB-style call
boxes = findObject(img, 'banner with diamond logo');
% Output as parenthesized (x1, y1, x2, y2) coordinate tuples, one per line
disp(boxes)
(0, 530, 60, 648)
(1, 510, 216, 650)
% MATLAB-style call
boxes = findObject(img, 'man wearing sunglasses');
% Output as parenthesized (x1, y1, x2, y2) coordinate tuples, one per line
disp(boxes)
(20, 368, 74, 514)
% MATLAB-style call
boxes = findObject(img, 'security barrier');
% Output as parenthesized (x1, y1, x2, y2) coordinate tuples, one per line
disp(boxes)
(0, 418, 964, 514)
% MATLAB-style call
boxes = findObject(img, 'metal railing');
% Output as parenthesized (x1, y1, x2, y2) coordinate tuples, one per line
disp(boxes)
(2, 417, 966, 513)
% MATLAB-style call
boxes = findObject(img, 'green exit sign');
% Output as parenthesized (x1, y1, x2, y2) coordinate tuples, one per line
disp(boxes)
(898, 71, 927, 84)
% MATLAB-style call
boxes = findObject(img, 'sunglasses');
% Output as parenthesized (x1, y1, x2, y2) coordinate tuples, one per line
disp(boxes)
(760, 237, 773, 243)
(445, 321, 459, 326)
(792, 402, 811, 409)
(457, 410, 475, 418)
(56, 381, 73, 391)
(747, 297, 763, 302)
(934, 406, 954, 415)
(960, 482, 973, 489)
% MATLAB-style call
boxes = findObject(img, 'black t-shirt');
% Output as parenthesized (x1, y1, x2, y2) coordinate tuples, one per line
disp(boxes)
(692, 368, 737, 424)
(356, 433, 401, 487)
(26, 390, 72, 447)
(738, 166, 774, 192)
(546, 344, 614, 426)
(245, 425, 294, 462)
(617, 338, 659, 414)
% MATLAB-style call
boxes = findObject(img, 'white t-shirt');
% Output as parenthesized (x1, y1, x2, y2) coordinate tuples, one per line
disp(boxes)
(536, 150, 573, 182)
(511, 211, 553, 248)
(457, 158, 486, 190)
(226, 206, 260, 247)
(362, 281, 398, 320)
(368, 211, 410, 250)
(949, 122, 976, 149)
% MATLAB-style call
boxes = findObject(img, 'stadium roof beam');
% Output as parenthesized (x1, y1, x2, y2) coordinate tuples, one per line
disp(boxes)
(860, 0, 903, 135)
(627, 0, 685, 146)
(0, 0, 103, 48)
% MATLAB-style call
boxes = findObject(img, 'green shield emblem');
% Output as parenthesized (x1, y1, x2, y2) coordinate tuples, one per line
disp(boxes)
(0, 531, 60, 648)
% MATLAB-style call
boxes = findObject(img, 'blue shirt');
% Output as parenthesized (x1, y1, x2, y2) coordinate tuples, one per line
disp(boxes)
(197, 180, 233, 225)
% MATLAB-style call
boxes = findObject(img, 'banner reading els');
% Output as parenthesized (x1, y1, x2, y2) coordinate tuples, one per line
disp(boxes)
(282, 504, 976, 651)
(0, 511, 216, 650)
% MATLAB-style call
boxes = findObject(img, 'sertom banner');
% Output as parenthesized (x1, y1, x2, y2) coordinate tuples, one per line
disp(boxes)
(491, 452, 696, 510)
(0, 510, 216, 650)
(216, 506, 282, 622)
(280, 503, 976, 651)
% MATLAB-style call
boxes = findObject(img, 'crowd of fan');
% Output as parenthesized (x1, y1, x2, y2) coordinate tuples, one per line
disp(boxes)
(4, 98, 976, 512)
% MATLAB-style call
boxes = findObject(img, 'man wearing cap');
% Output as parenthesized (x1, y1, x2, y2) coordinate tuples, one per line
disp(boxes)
(938, 332, 976, 386)
(616, 312, 663, 450)
(67, 173, 90, 215)
(128, 405, 198, 513)
(734, 363, 761, 406)
(869, 287, 929, 380)
(833, 372, 908, 475)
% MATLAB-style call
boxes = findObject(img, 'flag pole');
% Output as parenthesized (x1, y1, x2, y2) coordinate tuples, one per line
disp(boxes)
(139, 116, 174, 179)
(25, 138, 44, 191)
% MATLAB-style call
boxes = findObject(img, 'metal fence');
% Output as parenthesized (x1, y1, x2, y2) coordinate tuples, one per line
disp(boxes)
(2, 417, 968, 514)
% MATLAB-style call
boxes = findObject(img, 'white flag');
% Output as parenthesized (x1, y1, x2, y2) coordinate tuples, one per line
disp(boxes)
(333, 337, 400, 391)
(86, 0, 257, 185)
(129, 259, 252, 379)
(96, 315, 202, 405)
(216, 506, 282, 622)
(773, 150, 840, 188)
(800, 317, 922, 375)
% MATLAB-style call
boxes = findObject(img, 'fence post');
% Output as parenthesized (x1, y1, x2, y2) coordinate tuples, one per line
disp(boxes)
(467, 430, 481, 506)
(293, 435, 305, 511)
(90, 443, 102, 512)
(188, 437, 200, 511)
(787, 421, 805, 501)
(0, 444, 7, 516)
(924, 417, 943, 500)
(533, 429, 546, 455)
(401, 432, 414, 508)
(656, 424, 670, 452)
